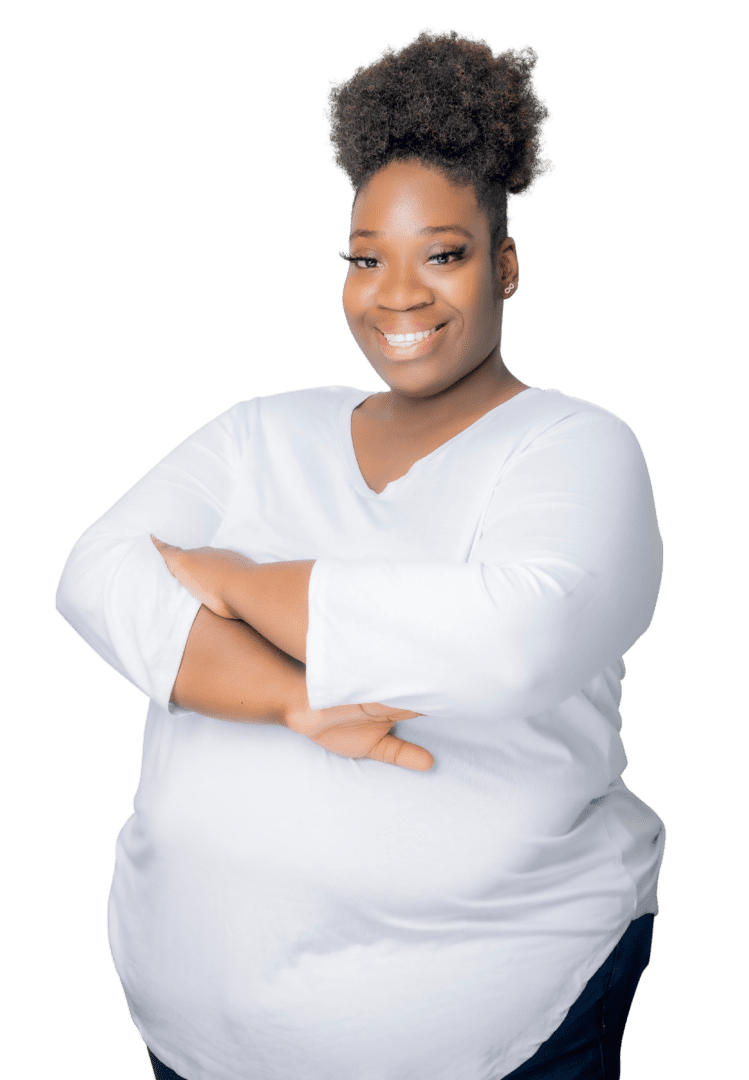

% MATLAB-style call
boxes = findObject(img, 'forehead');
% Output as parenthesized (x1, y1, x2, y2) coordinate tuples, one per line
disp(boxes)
(351, 160, 483, 236)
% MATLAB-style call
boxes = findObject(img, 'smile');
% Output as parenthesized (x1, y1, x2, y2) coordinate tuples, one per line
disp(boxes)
(382, 325, 441, 345)
(377, 323, 447, 359)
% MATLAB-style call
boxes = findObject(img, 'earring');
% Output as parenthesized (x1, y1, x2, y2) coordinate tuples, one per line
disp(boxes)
(504, 283, 515, 295)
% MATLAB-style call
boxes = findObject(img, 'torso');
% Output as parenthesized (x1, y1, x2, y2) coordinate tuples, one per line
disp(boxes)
(351, 385, 528, 493)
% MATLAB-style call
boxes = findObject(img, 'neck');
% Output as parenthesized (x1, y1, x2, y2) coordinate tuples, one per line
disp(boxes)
(378, 349, 528, 428)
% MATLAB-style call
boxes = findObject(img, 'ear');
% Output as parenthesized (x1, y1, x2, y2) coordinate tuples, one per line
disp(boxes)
(496, 237, 519, 299)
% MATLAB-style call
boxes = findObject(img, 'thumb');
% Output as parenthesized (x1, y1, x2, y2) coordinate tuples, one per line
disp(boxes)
(367, 734, 434, 772)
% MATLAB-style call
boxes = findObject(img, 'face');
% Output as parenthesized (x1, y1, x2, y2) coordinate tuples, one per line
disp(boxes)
(342, 159, 519, 406)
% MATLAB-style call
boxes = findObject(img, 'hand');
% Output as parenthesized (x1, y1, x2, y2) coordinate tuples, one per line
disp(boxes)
(151, 535, 257, 620)
(284, 695, 434, 772)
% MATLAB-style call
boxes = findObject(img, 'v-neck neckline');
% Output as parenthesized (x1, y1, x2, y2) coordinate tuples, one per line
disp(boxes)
(337, 386, 539, 499)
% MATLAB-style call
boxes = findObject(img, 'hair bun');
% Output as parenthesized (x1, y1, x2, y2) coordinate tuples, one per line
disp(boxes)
(328, 30, 551, 196)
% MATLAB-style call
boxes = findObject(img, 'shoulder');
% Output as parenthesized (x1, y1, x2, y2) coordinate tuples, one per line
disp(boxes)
(515, 388, 641, 447)
(215, 388, 369, 447)
(253, 384, 365, 424)
(507, 391, 654, 506)
(219, 385, 365, 433)
(519, 387, 629, 427)
(492, 390, 651, 490)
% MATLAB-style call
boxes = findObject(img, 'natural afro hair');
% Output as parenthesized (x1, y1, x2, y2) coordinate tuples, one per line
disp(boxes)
(328, 30, 551, 261)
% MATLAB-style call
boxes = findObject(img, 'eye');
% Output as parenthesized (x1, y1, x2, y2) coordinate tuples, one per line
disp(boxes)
(339, 252, 379, 268)
(427, 245, 467, 265)
(338, 244, 467, 269)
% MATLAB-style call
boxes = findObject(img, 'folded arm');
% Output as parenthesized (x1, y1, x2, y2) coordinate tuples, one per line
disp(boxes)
(147, 408, 662, 727)
(56, 402, 252, 710)
(55, 397, 313, 717)
(150, 538, 314, 664)
(58, 400, 661, 734)
(56, 401, 431, 769)
(169, 602, 304, 723)
(301, 410, 663, 722)
(170, 604, 432, 769)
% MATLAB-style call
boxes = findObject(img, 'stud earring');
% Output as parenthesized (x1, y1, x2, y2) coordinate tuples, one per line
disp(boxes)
(504, 283, 515, 295)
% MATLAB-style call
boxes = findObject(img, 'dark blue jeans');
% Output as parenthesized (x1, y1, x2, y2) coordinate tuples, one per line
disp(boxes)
(148, 913, 654, 1080)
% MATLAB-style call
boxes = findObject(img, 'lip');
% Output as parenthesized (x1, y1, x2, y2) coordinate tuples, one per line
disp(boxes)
(377, 321, 445, 335)
(376, 322, 447, 362)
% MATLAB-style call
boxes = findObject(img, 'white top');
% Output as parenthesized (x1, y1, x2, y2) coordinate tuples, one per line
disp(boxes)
(56, 385, 666, 1080)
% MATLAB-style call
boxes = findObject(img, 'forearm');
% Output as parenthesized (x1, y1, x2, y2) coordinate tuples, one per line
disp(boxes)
(170, 603, 309, 723)
(223, 560, 314, 664)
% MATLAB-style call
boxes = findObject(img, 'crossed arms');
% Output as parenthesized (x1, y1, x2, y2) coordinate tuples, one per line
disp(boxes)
(56, 398, 662, 774)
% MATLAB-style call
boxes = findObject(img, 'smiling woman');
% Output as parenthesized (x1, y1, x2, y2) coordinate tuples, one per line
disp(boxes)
(342, 161, 521, 382)
(56, 28, 664, 1080)
(328, 31, 549, 490)
(341, 159, 530, 489)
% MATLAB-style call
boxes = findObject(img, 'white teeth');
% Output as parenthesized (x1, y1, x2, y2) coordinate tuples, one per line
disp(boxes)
(383, 326, 439, 345)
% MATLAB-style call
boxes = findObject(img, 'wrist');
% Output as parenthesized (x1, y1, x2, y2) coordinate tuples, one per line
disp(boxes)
(281, 666, 311, 730)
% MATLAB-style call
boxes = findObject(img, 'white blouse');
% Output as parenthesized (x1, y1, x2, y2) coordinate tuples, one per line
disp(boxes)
(56, 385, 666, 1080)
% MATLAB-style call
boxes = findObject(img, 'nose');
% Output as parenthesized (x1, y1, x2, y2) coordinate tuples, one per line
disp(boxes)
(375, 260, 434, 311)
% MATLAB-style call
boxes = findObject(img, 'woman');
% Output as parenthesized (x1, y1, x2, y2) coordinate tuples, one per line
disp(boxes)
(57, 31, 664, 1080)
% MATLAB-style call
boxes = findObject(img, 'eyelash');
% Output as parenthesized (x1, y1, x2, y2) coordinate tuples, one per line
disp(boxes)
(339, 245, 468, 268)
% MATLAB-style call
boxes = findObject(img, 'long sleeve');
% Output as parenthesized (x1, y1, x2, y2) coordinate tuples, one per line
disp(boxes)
(56, 400, 254, 711)
(305, 407, 663, 722)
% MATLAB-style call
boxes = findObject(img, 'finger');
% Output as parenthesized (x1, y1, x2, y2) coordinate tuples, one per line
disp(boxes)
(150, 536, 179, 577)
(368, 734, 434, 772)
(359, 702, 424, 720)
(150, 535, 184, 552)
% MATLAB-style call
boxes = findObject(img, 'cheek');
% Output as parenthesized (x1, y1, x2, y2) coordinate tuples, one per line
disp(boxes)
(342, 280, 373, 340)
(452, 275, 488, 327)
(469, 273, 500, 327)
(342, 277, 361, 321)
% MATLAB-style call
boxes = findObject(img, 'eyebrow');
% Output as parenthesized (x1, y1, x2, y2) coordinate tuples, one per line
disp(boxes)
(348, 225, 474, 242)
